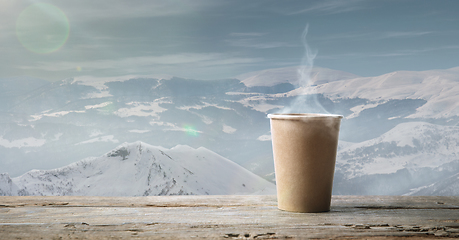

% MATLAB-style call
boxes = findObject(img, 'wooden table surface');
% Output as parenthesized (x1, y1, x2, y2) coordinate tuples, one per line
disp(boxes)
(1, 195, 458, 239)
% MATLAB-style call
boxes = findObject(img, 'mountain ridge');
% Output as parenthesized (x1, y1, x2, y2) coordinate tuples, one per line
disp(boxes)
(1, 66, 459, 196)
(236, 66, 360, 87)
(1, 141, 276, 196)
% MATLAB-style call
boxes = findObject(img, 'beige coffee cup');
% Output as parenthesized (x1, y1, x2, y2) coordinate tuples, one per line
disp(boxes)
(268, 113, 343, 213)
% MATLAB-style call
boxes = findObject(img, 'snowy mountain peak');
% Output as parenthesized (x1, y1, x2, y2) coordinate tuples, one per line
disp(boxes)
(2, 142, 275, 196)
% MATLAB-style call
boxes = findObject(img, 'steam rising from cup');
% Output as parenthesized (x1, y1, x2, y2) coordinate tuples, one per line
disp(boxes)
(279, 24, 329, 114)
(297, 24, 317, 88)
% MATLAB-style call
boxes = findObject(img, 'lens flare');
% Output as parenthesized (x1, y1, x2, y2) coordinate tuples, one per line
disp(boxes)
(183, 125, 199, 137)
(100, 102, 117, 115)
(16, 3, 70, 54)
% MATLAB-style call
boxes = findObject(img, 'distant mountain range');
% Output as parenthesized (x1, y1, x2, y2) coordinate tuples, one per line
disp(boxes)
(0, 141, 275, 196)
(1, 66, 459, 196)
(334, 122, 459, 195)
(404, 172, 459, 196)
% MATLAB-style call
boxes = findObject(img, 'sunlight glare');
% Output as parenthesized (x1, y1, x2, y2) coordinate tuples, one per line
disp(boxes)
(16, 3, 70, 54)
(183, 125, 199, 137)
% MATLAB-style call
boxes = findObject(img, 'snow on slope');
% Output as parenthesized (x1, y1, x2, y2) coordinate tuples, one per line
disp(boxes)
(405, 172, 459, 196)
(0, 173, 17, 196)
(238, 66, 459, 119)
(337, 122, 459, 179)
(236, 66, 360, 87)
(6, 141, 275, 196)
(311, 67, 459, 118)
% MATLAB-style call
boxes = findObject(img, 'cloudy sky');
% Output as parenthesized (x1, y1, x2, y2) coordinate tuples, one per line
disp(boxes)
(1, 0, 459, 81)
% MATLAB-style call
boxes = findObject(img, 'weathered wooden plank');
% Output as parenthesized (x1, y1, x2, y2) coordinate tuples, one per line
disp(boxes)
(0, 195, 458, 239)
(0, 195, 275, 207)
(1, 195, 458, 208)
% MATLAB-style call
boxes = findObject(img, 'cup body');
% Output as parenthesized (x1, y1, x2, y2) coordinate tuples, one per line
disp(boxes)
(268, 113, 343, 213)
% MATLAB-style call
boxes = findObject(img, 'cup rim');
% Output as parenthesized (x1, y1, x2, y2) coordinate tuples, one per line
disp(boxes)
(267, 113, 343, 119)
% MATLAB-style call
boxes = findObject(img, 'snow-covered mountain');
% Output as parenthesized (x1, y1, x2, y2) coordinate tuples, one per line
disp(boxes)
(1, 66, 459, 196)
(0, 173, 18, 196)
(333, 122, 459, 195)
(404, 172, 459, 196)
(308, 67, 459, 119)
(1, 141, 275, 196)
(235, 66, 360, 87)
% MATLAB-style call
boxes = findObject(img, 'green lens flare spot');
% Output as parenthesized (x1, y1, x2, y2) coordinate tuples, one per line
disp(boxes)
(101, 102, 116, 115)
(16, 3, 70, 54)
(184, 125, 199, 137)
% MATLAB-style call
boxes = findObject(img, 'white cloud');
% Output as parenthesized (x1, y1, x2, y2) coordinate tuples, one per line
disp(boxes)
(289, 0, 366, 15)
(318, 45, 459, 60)
(371, 45, 459, 57)
(62, 0, 218, 20)
(226, 38, 297, 49)
(222, 124, 236, 134)
(19, 53, 265, 74)
(319, 31, 433, 42)
(0, 136, 46, 148)
(230, 32, 267, 37)
(382, 31, 432, 38)
(257, 135, 271, 141)
(74, 135, 119, 145)
(226, 32, 297, 49)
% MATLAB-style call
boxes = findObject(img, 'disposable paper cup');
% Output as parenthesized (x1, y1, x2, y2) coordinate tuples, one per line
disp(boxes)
(268, 113, 343, 213)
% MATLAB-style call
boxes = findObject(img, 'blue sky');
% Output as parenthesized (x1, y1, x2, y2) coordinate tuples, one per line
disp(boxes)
(1, 0, 459, 81)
